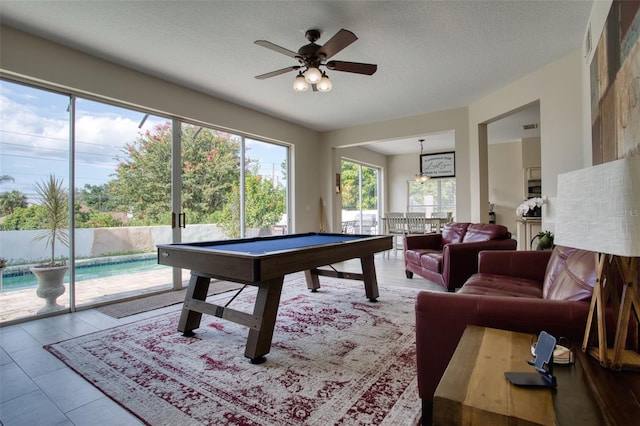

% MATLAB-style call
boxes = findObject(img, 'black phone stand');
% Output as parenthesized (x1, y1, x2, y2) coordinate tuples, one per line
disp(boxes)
(505, 331, 557, 388)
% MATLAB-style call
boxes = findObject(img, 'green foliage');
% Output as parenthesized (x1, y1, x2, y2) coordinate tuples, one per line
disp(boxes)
(340, 161, 378, 210)
(110, 123, 243, 225)
(220, 168, 286, 238)
(2, 206, 46, 230)
(0, 190, 28, 216)
(77, 183, 119, 212)
(3, 125, 287, 238)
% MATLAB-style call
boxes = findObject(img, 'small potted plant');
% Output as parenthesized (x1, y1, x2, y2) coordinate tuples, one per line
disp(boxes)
(531, 231, 554, 250)
(29, 174, 69, 313)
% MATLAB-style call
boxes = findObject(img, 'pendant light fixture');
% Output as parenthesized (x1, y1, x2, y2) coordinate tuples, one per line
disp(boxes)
(415, 139, 430, 183)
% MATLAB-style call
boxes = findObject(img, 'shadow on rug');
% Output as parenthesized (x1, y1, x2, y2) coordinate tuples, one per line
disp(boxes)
(46, 278, 422, 425)
(95, 281, 243, 318)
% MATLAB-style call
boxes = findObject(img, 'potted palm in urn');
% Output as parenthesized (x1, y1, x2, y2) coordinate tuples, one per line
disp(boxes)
(30, 175, 69, 314)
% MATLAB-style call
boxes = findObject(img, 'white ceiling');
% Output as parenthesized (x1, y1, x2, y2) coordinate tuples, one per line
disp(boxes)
(0, 0, 591, 154)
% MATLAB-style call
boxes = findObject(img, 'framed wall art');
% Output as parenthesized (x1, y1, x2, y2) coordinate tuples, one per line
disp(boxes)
(420, 151, 456, 178)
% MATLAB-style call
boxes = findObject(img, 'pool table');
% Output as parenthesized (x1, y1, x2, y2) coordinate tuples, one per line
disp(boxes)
(157, 232, 392, 363)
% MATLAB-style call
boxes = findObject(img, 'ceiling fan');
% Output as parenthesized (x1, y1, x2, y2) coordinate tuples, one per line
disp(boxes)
(254, 29, 377, 92)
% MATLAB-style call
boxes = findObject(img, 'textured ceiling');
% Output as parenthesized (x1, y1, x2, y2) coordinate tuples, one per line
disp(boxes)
(0, 0, 592, 154)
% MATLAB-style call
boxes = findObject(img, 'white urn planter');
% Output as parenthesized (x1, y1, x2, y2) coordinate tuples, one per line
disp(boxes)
(30, 265, 68, 314)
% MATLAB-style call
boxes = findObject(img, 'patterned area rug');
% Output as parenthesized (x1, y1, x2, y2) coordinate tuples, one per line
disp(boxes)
(46, 278, 422, 425)
(95, 281, 244, 318)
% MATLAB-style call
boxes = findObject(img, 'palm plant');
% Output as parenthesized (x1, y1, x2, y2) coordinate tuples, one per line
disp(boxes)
(32, 174, 69, 266)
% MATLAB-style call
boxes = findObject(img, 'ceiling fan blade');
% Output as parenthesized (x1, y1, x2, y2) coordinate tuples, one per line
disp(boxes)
(325, 61, 377, 75)
(317, 29, 358, 60)
(255, 66, 301, 80)
(254, 40, 299, 58)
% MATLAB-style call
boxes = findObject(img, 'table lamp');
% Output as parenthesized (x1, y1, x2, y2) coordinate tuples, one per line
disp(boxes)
(555, 156, 640, 371)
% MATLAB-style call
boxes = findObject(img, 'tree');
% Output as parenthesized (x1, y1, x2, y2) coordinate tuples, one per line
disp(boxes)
(77, 183, 118, 212)
(110, 123, 242, 225)
(340, 161, 378, 210)
(0, 190, 28, 215)
(220, 166, 286, 238)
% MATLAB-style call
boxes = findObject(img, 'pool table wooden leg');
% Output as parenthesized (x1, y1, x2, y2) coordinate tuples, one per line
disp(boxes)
(245, 277, 284, 364)
(360, 255, 380, 302)
(178, 273, 210, 336)
(304, 269, 321, 292)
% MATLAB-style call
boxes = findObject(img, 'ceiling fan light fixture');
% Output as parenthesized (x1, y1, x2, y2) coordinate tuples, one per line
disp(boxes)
(304, 66, 322, 84)
(293, 72, 309, 92)
(317, 73, 332, 92)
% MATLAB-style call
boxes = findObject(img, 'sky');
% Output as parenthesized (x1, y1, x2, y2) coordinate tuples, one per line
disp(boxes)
(0, 79, 287, 202)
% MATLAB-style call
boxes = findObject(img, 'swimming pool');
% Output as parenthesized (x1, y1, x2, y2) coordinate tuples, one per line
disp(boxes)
(1, 256, 168, 292)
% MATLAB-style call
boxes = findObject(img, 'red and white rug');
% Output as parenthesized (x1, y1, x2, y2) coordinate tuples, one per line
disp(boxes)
(46, 277, 422, 425)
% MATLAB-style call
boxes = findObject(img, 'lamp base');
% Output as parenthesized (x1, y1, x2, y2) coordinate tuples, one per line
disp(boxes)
(587, 347, 640, 371)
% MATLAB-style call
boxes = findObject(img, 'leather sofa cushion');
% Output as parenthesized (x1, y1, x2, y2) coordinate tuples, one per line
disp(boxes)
(463, 223, 511, 243)
(441, 222, 470, 245)
(543, 246, 596, 301)
(458, 273, 543, 298)
(419, 251, 443, 272)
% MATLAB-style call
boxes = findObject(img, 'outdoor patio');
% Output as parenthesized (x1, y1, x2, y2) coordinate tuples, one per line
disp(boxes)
(0, 268, 191, 324)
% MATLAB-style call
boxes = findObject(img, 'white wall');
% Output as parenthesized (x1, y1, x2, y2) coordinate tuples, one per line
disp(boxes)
(468, 49, 586, 229)
(0, 25, 320, 233)
(488, 142, 523, 233)
(2, 224, 225, 263)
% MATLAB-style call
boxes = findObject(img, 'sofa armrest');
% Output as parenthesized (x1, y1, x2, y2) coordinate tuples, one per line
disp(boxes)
(415, 292, 593, 404)
(404, 233, 442, 250)
(442, 239, 518, 291)
(478, 250, 552, 282)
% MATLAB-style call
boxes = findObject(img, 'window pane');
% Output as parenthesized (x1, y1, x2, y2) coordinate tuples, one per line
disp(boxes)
(0, 80, 71, 321)
(341, 160, 380, 234)
(180, 123, 241, 241)
(408, 178, 456, 219)
(244, 138, 288, 237)
(73, 99, 173, 308)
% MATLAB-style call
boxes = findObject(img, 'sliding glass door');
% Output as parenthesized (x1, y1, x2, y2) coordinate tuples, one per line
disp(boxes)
(340, 160, 380, 234)
(0, 78, 291, 324)
(73, 99, 173, 307)
(0, 82, 71, 320)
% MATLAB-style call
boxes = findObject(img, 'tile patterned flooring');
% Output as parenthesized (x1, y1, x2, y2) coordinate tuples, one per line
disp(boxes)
(0, 254, 442, 425)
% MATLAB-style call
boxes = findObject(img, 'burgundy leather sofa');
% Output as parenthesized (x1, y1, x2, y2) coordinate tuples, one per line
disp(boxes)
(404, 222, 517, 292)
(415, 246, 608, 422)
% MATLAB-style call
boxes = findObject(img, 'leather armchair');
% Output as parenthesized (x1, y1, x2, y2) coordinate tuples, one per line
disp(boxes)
(404, 222, 517, 292)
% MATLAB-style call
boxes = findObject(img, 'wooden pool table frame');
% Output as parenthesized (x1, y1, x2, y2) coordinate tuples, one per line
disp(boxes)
(157, 233, 392, 363)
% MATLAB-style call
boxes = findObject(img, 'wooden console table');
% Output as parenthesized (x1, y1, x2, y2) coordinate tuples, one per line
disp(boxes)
(433, 326, 640, 425)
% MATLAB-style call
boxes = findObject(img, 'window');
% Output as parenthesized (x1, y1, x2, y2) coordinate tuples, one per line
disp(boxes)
(408, 178, 455, 218)
(0, 78, 290, 323)
(340, 160, 380, 234)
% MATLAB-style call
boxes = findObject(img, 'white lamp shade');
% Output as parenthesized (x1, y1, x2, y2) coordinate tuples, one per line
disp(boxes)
(317, 74, 332, 92)
(293, 74, 309, 92)
(304, 67, 322, 84)
(555, 156, 640, 257)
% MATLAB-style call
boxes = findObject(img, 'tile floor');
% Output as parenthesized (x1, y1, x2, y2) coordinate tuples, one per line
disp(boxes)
(0, 255, 441, 425)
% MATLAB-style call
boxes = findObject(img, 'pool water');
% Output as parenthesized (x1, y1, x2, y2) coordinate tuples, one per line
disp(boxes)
(1, 258, 167, 292)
